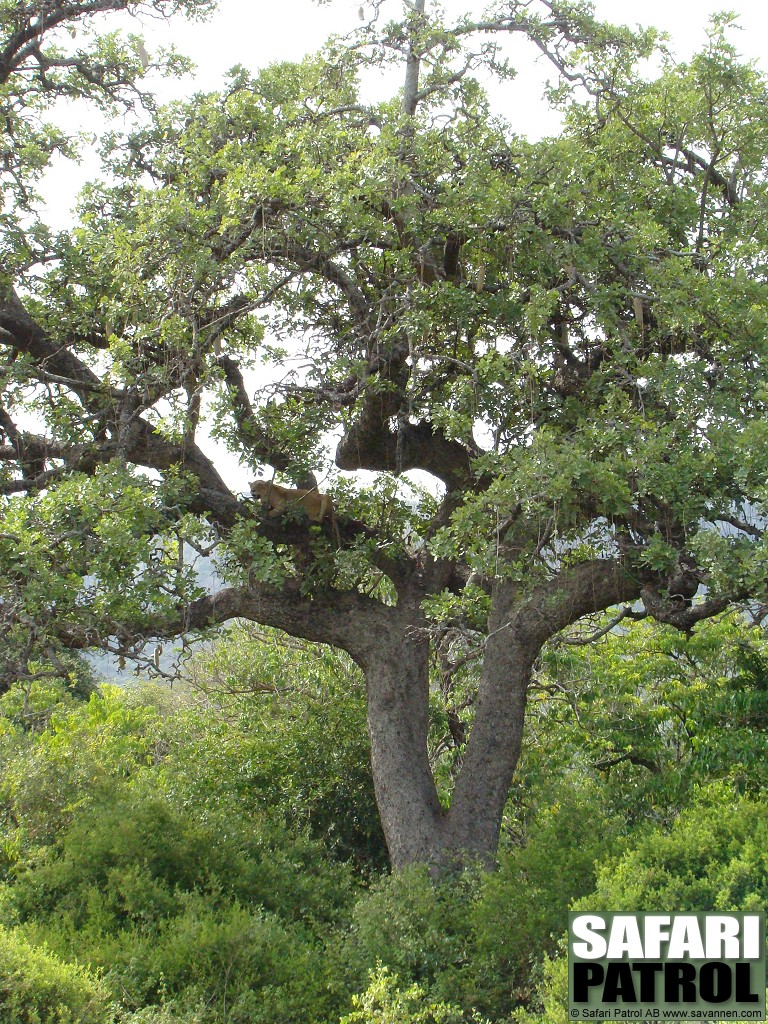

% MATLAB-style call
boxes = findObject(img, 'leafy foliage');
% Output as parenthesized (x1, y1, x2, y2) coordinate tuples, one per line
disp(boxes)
(0, 925, 110, 1024)
(0, 614, 766, 1021)
(340, 966, 484, 1024)
(3, 8, 768, 1023)
(584, 786, 768, 913)
(179, 624, 388, 869)
(523, 615, 768, 823)
(3, 0, 768, 874)
(517, 786, 768, 1024)
(0, 676, 359, 1022)
(340, 781, 622, 1018)
(0, 0, 215, 274)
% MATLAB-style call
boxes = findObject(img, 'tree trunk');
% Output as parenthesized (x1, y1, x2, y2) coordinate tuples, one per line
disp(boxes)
(445, 624, 536, 866)
(365, 630, 448, 869)
(364, 596, 535, 871)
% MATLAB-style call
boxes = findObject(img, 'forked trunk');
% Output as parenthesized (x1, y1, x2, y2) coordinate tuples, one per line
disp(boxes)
(365, 616, 535, 871)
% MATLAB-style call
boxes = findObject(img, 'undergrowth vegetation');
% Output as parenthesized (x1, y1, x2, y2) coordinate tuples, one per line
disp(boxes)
(0, 619, 766, 1022)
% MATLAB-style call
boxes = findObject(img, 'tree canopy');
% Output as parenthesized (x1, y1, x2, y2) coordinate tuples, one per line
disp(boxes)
(2, 0, 768, 867)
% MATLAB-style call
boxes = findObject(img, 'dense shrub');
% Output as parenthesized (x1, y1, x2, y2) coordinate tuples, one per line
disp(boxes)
(473, 780, 624, 1010)
(2, 624, 766, 1024)
(0, 925, 111, 1024)
(528, 617, 768, 826)
(341, 865, 479, 1005)
(341, 781, 620, 1019)
(517, 787, 768, 1024)
(182, 626, 388, 870)
(4, 784, 354, 1022)
(101, 895, 336, 1023)
(583, 785, 768, 913)
(8, 785, 353, 931)
(341, 966, 486, 1024)
(0, 686, 166, 852)
(0, 674, 362, 1024)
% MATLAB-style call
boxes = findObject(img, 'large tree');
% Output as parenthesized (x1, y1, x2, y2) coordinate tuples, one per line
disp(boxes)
(2, 0, 768, 869)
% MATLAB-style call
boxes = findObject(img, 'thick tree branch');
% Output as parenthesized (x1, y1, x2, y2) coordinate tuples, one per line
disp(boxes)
(511, 559, 642, 649)
(0, 286, 233, 500)
(54, 579, 393, 667)
(0, 0, 214, 87)
(595, 751, 661, 774)
(638, 588, 734, 631)
(336, 397, 476, 490)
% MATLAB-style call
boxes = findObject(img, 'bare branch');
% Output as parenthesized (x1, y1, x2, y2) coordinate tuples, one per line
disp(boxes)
(550, 606, 637, 647)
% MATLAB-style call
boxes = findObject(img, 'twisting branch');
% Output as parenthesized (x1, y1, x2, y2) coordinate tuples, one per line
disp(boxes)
(0, 284, 235, 506)
(550, 606, 640, 647)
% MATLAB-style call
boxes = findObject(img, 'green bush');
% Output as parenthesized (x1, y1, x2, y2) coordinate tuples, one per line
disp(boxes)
(528, 617, 768, 827)
(473, 780, 623, 1010)
(518, 787, 768, 1024)
(119, 1009, 206, 1024)
(0, 687, 165, 852)
(8, 782, 354, 930)
(512, 954, 569, 1024)
(341, 966, 486, 1024)
(4, 780, 355, 1023)
(0, 925, 111, 1023)
(104, 895, 335, 1024)
(342, 780, 619, 1019)
(342, 865, 479, 1005)
(582, 785, 768, 912)
(182, 625, 388, 870)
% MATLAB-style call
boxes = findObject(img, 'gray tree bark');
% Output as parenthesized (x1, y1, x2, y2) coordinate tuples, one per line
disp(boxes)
(359, 564, 642, 871)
